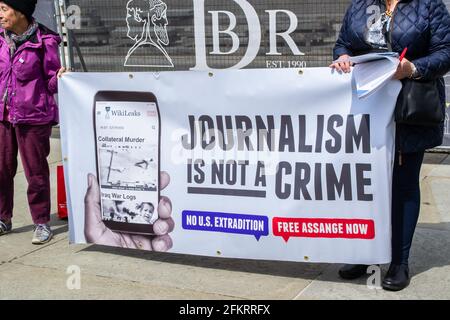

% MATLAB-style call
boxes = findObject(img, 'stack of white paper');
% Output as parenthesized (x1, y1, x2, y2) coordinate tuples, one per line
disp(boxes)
(334, 52, 400, 98)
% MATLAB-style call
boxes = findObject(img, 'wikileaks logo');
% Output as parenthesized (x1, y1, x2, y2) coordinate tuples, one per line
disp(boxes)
(110, 109, 142, 117)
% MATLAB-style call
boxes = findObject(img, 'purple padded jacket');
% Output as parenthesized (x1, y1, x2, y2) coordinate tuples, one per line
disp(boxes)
(0, 23, 61, 125)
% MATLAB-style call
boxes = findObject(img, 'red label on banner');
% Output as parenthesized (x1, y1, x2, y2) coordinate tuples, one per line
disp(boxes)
(272, 218, 375, 242)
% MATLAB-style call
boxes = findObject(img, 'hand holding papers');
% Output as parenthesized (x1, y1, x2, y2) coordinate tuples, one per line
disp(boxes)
(334, 52, 401, 98)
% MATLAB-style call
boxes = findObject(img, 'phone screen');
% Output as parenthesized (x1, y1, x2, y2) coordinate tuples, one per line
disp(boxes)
(95, 100, 159, 234)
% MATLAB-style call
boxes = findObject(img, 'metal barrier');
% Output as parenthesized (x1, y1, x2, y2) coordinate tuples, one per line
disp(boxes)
(40, 0, 450, 149)
(66, 0, 350, 72)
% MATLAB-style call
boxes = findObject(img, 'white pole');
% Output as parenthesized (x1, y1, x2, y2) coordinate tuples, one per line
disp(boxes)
(59, 0, 73, 70)
(54, 0, 67, 68)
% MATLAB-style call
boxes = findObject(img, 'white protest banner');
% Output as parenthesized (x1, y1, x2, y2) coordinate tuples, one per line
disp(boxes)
(59, 68, 401, 264)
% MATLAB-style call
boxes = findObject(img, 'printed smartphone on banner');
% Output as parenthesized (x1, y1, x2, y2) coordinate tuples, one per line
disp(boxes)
(93, 91, 160, 235)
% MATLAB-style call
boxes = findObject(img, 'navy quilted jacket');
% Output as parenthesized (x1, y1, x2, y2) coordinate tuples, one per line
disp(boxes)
(334, 0, 450, 153)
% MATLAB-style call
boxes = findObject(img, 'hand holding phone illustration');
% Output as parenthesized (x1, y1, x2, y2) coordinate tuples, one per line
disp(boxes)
(84, 172, 174, 251)
(93, 91, 162, 236)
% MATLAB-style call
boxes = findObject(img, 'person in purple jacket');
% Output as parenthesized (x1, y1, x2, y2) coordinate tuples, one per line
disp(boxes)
(0, 0, 66, 244)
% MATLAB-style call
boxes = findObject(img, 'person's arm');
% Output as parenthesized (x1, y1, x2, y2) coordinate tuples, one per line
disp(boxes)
(42, 37, 62, 95)
(333, 4, 354, 61)
(411, 0, 450, 80)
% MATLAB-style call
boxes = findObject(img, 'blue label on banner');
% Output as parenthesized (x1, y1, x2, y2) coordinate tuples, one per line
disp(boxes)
(182, 210, 269, 241)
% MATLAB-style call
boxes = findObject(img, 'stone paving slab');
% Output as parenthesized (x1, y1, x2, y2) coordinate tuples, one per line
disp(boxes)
(0, 263, 237, 300)
(10, 238, 327, 300)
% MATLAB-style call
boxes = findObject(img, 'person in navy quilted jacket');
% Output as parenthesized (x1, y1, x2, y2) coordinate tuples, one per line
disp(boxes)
(330, 0, 450, 291)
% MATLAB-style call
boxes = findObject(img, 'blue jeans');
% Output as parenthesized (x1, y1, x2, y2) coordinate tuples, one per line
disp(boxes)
(391, 151, 425, 265)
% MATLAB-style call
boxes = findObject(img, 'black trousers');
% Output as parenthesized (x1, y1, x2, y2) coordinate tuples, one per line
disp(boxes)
(391, 151, 425, 265)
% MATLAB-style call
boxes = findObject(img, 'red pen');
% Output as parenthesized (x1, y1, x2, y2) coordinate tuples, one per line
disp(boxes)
(399, 47, 408, 61)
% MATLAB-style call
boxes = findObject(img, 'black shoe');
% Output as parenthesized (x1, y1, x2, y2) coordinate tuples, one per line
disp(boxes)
(382, 264, 410, 291)
(338, 264, 369, 280)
